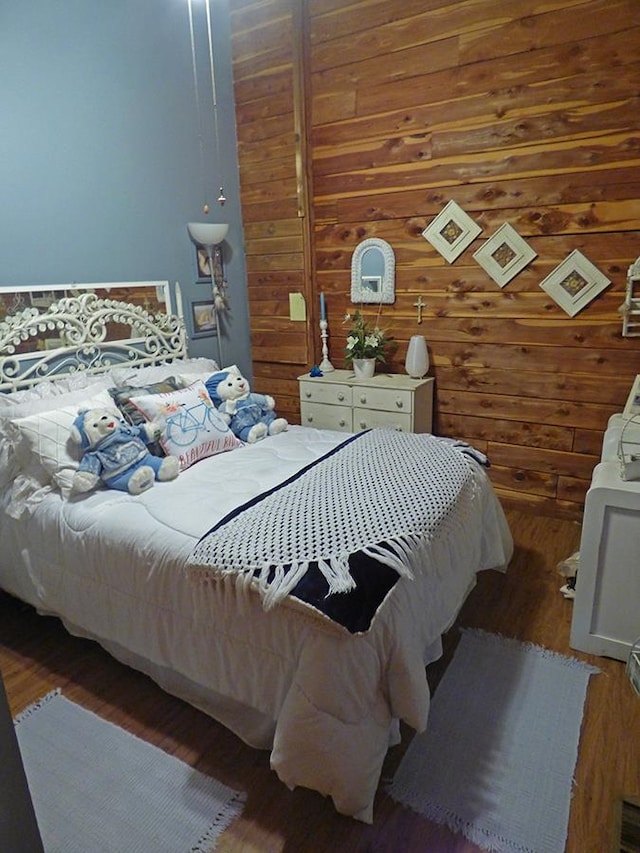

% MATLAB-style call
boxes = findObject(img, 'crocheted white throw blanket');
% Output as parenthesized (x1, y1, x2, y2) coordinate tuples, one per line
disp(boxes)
(187, 430, 481, 611)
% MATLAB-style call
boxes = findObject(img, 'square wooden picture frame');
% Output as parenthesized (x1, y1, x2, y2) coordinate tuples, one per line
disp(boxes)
(421, 200, 482, 263)
(539, 250, 611, 317)
(473, 222, 537, 287)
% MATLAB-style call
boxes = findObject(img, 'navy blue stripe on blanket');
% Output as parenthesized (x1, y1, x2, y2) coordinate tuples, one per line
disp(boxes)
(197, 429, 368, 539)
(195, 429, 400, 634)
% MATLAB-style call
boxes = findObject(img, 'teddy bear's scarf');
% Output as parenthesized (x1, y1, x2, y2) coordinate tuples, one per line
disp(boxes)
(187, 430, 484, 615)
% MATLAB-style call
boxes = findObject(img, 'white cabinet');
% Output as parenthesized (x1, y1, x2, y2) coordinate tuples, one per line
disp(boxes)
(570, 414, 640, 661)
(298, 369, 434, 434)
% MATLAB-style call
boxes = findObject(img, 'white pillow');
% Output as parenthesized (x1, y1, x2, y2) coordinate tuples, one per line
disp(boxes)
(0, 379, 114, 421)
(111, 357, 220, 389)
(0, 378, 71, 407)
(8, 389, 120, 498)
(177, 363, 238, 388)
(0, 372, 114, 408)
(0, 381, 117, 493)
(129, 380, 241, 470)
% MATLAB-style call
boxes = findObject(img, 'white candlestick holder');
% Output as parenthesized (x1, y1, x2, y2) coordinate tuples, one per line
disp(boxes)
(319, 319, 335, 372)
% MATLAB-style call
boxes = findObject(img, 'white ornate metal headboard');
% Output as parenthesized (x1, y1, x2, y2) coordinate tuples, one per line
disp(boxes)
(0, 281, 187, 392)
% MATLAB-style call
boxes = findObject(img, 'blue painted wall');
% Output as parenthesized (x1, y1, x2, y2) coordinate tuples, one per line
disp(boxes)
(0, 0, 250, 373)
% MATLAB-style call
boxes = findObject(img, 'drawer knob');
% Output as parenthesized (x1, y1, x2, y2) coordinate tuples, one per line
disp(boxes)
(359, 421, 367, 429)
(360, 394, 367, 404)
(337, 393, 345, 401)
(339, 419, 346, 427)
(396, 399, 403, 409)
(305, 391, 312, 398)
(306, 415, 313, 423)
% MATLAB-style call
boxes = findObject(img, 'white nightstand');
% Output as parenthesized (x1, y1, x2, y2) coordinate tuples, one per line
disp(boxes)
(570, 414, 640, 661)
(298, 369, 434, 434)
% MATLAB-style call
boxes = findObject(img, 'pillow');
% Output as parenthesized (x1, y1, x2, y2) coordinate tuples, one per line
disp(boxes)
(129, 380, 241, 470)
(176, 363, 237, 388)
(108, 377, 181, 456)
(8, 389, 121, 499)
(0, 379, 116, 420)
(0, 381, 117, 492)
(110, 357, 220, 389)
(0, 372, 110, 406)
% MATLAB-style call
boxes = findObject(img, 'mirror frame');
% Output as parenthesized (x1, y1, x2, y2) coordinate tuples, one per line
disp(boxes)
(350, 238, 395, 304)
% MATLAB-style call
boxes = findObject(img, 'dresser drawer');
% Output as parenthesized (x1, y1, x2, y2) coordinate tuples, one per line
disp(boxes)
(353, 407, 413, 432)
(299, 380, 352, 407)
(352, 385, 413, 414)
(300, 402, 353, 432)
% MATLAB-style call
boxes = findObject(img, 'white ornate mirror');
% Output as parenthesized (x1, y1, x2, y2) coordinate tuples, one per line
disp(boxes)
(350, 238, 395, 304)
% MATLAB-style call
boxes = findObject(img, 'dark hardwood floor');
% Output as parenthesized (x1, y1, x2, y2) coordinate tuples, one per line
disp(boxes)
(1, 509, 638, 852)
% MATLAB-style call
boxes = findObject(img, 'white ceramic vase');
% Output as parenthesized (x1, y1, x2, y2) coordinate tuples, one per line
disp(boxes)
(352, 358, 376, 379)
(405, 335, 429, 378)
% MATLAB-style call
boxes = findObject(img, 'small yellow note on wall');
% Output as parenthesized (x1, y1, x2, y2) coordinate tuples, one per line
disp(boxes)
(289, 292, 306, 321)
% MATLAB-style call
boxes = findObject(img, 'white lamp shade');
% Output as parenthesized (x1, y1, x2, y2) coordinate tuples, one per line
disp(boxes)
(187, 222, 229, 247)
(405, 335, 429, 378)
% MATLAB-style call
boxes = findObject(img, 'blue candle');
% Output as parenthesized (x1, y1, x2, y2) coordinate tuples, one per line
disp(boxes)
(320, 292, 326, 321)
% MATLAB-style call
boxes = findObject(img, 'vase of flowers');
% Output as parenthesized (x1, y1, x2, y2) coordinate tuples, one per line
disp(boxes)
(343, 310, 392, 379)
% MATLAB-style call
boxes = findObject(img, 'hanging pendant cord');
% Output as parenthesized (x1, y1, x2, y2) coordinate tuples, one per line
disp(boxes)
(205, 0, 225, 205)
(187, 0, 208, 213)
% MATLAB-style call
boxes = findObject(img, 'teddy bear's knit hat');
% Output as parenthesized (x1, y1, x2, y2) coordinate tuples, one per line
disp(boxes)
(204, 371, 229, 406)
(72, 409, 92, 451)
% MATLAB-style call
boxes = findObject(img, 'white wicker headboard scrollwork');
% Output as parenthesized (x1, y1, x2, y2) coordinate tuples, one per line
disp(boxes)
(0, 281, 187, 392)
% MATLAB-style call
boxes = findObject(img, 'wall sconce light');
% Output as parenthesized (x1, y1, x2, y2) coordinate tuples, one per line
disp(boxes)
(187, 222, 228, 247)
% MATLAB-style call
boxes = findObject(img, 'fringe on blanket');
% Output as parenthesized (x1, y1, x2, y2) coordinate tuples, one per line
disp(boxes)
(233, 536, 424, 611)
(188, 429, 485, 613)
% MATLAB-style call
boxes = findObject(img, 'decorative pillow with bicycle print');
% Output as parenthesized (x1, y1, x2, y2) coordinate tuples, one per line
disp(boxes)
(129, 380, 242, 470)
(108, 377, 182, 457)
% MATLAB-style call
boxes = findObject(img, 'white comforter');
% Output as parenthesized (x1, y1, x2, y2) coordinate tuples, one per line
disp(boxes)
(0, 426, 513, 822)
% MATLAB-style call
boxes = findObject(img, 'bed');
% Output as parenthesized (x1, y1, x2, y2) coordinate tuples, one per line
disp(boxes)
(0, 281, 513, 823)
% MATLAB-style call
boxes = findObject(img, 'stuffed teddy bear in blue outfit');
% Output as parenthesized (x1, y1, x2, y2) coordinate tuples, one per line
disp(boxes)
(70, 407, 179, 495)
(205, 366, 288, 443)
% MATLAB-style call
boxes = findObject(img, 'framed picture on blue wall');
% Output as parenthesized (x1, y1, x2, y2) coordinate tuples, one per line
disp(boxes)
(196, 245, 224, 284)
(190, 299, 217, 338)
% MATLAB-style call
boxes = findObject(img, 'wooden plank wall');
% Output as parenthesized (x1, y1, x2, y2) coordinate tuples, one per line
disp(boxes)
(229, 0, 313, 424)
(229, 0, 640, 520)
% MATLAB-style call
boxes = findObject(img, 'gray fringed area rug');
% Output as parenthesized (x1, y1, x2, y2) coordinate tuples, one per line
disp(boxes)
(14, 690, 245, 852)
(388, 629, 599, 853)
